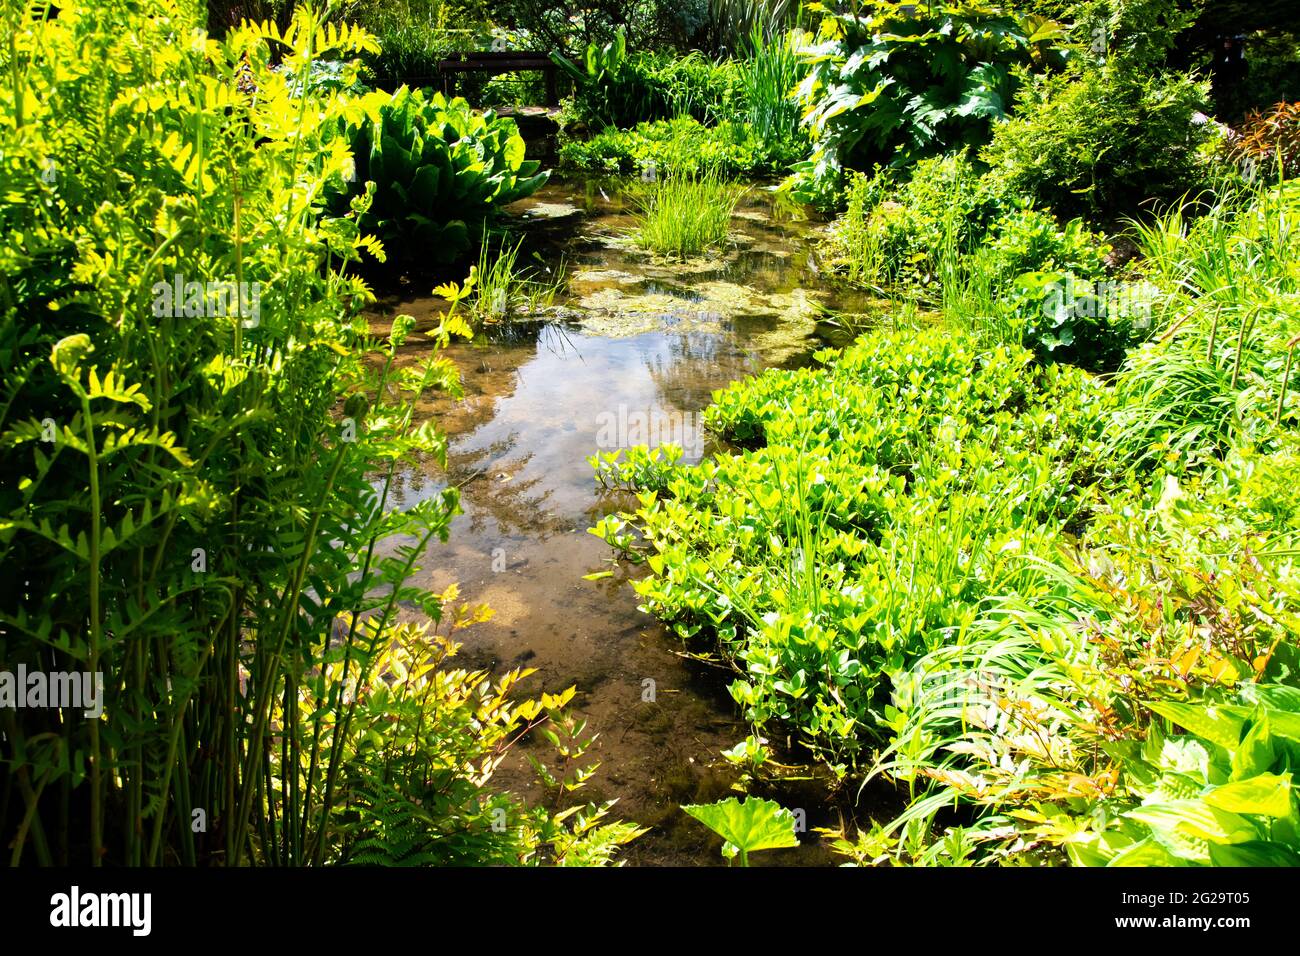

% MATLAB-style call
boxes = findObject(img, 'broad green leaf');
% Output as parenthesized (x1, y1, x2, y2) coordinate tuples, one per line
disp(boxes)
(1208, 841, 1300, 866)
(1105, 836, 1182, 867)
(1128, 800, 1258, 847)
(1145, 699, 1244, 750)
(1204, 774, 1295, 819)
(681, 797, 798, 863)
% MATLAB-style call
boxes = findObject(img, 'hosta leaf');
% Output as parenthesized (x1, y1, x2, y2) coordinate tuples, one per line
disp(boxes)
(681, 797, 798, 861)
(1145, 699, 1244, 750)
(1105, 836, 1182, 867)
(1204, 773, 1295, 819)
(1208, 841, 1300, 866)
(1127, 800, 1259, 848)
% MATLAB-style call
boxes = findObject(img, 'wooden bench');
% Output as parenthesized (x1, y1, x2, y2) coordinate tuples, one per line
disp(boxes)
(435, 51, 559, 106)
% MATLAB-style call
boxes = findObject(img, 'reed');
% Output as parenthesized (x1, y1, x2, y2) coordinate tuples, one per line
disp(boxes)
(630, 170, 747, 258)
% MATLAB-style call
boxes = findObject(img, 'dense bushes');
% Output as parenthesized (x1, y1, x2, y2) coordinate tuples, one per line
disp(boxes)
(825, 154, 1126, 367)
(786, 2, 1068, 205)
(827, 155, 1008, 286)
(556, 32, 745, 131)
(980, 63, 1213, 222)
(556, 27, 809, 177)
(865, 441, 1300, 866)
(559, 116, 789, 177)
(0, 0, 630, 867)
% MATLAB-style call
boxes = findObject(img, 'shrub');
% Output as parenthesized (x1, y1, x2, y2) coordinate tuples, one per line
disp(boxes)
(786, 2, 1068, 206)
(866, 443, 1300, 866)
(982, 205, 1110, 284)
(1224, 100, 1300, 183)
(555, 34, 744, 130)
(348, 0, 472, 84)
(952, 208, 1123, 368)
(826, 155, 1007, 288)
(559, 116, 785, 177)
(980, 63, 1213, 222)
(825, 154, 1125, 367)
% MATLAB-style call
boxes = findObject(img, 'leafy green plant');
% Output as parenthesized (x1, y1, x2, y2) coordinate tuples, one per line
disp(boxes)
(949, 205, 1119, 366)
(591, 328, 1116, 770)
(338, 622, 645, 865)
(681, 796, 798, 864)
(1111, 181, 1300, 465)
(869, 445, 1300, 866)
(1077, 692, 1300, 866)
(346, 0, 470, 84)
(556, 38, 746, 130)
(980, 59, 1212, 221)
(560, 115, 787, 177)
(0, 0, 630, 869)
(330, 86, 548, 264)
(825, 154, 1006, 288)
(787, 1, 1068, 205)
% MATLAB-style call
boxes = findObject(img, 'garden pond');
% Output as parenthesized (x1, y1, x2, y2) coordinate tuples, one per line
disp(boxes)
(369, 174, 900, 865)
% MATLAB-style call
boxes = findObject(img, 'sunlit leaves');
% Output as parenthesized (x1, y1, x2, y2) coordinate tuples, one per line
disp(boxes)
(681, 796, 799, 864)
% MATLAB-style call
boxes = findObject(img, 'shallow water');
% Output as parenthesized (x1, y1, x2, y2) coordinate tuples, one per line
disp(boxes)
(371, 176, 894, 865)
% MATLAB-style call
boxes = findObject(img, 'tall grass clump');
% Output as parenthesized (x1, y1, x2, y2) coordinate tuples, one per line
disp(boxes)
(1113, 179, 1300, 464)
(468, 236, 566, 325)
(739, 26, 808, 167)
(630, 170, 746, 258)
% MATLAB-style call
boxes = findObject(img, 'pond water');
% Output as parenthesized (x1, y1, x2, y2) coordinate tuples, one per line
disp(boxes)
(369, 175, 897, 865)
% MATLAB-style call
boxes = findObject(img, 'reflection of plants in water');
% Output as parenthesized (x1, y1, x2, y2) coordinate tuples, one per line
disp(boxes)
(537, 322, 584, 360)
(447, 447, 579, 541)
(643, 331, 762, 413)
